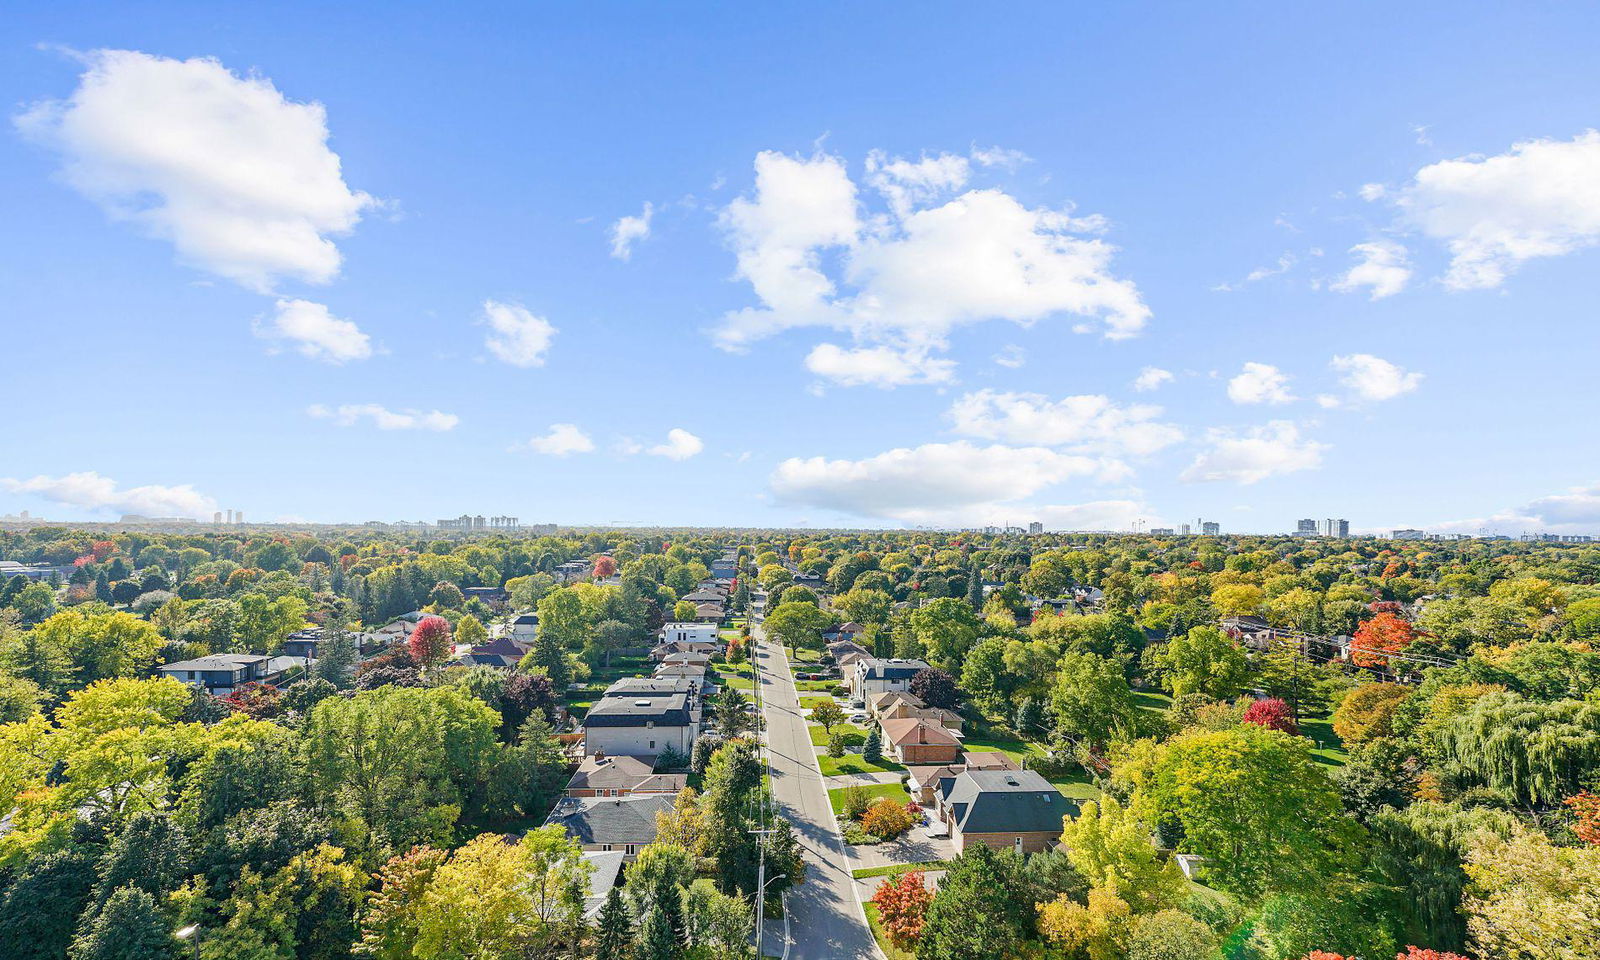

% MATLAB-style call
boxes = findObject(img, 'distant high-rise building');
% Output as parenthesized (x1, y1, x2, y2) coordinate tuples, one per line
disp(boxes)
(1150, 527, 1174, 535)
(235, 511, 244, 525)
(1392, 528, 1426, 540)
(1201, 521, 1220, 536)
(1180, 523, 1191, 536)
(213, 511, 223, 524)
(1028, 521, 1044, 535)
(1296, 518, 1318, 536)
(225, 509, 234, 524)
(1321, 518, 1349, 538)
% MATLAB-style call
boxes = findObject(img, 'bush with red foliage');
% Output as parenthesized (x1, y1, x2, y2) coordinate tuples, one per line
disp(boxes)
(592, 555, 617, 578)
(408, 615, 453, 668)
(1397, 949, 1470, 960)
(222, 682, 283, 719)
(871, 871, 933, 949)
(1241, 697, 1298, 735)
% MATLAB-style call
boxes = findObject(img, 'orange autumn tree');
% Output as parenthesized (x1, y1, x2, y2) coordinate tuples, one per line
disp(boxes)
(871, 871, 933, 948)
(1351, 612, 1415, 668)
(1566, 791, 1600, 845)
(592, 555, 617, 578)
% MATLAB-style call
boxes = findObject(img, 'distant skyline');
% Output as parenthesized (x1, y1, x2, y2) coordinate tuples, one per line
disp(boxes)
(3, 3, 1600, 535)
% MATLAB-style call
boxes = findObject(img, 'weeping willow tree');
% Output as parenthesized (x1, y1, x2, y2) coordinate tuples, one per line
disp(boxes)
(1370, 801, 1517, 952)
(1436, 691, 1600, 807)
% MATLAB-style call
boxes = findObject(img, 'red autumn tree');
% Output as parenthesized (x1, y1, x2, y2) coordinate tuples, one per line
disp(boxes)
(1397, 948, 1470, 960)
(592, 555, 617, 578)
(1300, 953, 1348, 960)
(1242, 697, 1299, 735)
(1566, 791, 1600, 845)
(408, 615, 453, 668)
(222, 682, 283, 719)
(1351, 612, 1415, 668)
(871, 871, 933, 949)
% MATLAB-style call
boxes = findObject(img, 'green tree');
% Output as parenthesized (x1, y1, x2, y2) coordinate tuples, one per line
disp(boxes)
(1050, 651, 1140, 750)
(1132, 726, 1359, 900)
(862, 726, 883, 765)
(454, 614, 488, 648)
(68, 886, 177, 960)
(1435, 691, 1600, 807)
(764, 602, 831, 657)
(916, 845, 1031, 960)
(960, 637, 1013, 715)
(810, 698, 846, 734)
(1151, 626, 1250, 700)
(1058, 797, 1187, 912)
(910, 598, 983, 672)
(1126, 909, 1220, 960)
(593, 887, 633, 960)
(236, 593, 309, 652)
(32, 610, 163, 683)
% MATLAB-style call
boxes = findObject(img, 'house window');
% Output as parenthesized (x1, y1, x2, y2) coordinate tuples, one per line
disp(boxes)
(601, 844, 612, 851)
(648, 741, 656, 750)
(625, 845, 636, 855)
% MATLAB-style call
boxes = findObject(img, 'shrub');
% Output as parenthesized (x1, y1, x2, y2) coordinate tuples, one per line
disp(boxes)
(1242, 697, 1298, 735)
(827, 732, 847, 758)
(1332, 684, 1411, 743)
(861, 798, 916, 839)
(840, 785, 874, 821)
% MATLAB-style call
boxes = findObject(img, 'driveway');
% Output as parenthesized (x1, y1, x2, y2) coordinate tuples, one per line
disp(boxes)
(753, 628, 880, 960)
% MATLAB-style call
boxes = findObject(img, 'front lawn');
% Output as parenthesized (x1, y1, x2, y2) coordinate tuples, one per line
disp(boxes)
(810, 722, 867, 747)
(796, 679, 841, 692)
(818, 753, 904, 777)
(826, 781, 908, 815)
(799, 695, 837, 711)
(1300, 715, 1348, 765)
(852, 860, 951, 880)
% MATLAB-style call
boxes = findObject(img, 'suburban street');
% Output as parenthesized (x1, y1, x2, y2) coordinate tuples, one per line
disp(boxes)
(752, 626, 880, 960)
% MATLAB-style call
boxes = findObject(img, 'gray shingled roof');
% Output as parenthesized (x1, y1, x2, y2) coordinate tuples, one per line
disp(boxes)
(940, 770, 1072, 835)
(545, 794, 675, 846)
(603, 678, 694, 698)
(583, 693, 692, 727)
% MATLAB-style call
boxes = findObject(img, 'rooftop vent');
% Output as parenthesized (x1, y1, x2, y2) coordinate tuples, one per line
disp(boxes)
(635, 700, 651, 707)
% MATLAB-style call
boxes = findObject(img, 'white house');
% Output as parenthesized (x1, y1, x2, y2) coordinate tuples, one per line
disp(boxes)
(509, 613, 539, 642)
(582, 692, 698, 758)
(657, 622, 718, 646)
(850, 657, 930, 702)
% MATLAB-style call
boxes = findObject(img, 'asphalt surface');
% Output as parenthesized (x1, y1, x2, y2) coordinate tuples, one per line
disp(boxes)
(753, 628, 880, 960)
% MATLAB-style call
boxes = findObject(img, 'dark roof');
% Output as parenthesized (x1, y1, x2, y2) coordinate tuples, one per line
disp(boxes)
(582, 851, 626, 917)
(512, 613, 540, 625)
(940, 770, 1071, 835)
(545, 794, 675, 846)
(160, 654, 269, 672)
(604, 678, 694, 698)
(857, 658, 929, 680)
(584, 693, 693, 727)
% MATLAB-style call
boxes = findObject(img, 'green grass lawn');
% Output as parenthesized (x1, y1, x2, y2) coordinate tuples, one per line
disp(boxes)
(852, 860, 951, 880)
(1299, 715, 1348, 765)
(827, 781, 908, 815)
(717, 667, 755, 691)
(862, 903, 915, 960)
(810, 722, 867, 747)
(818, 753, 904, 777)
(799, 695, 836, 710)
(796, 679, 840, 692)
(1132, 689, 1174, 713)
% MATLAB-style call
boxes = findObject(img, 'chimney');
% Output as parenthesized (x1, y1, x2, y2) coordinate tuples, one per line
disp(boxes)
(594, 749, 606, 762)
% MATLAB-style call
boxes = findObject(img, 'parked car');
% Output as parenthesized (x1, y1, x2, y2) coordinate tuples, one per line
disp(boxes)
(849, 713, 869, 724)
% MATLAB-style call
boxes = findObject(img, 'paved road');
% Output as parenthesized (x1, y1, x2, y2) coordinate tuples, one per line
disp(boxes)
(753, 629, 879, 960)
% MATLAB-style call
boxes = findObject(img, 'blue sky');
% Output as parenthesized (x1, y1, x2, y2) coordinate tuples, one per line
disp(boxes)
(3, 2, 1599, 534)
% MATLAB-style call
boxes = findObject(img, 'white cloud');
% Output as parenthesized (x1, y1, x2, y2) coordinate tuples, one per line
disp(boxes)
(1329, 353, 1423, 402)
(1523, 483, 1600, 527)
(1359, 183, 1388, 202)
(2, 470, 216, 519)
(947, 389, 1182, 457)
(306, 403, 457, 431)
(1132, 366, 1173, 392)
(649, 428, 704, 460)
(804, 343, 956, 388)
(714, 149, 1149, 383)
(970, 145, 1032, 170)
(1212, 252, 1295, 292)
(1226, 362, 1295, 405)
(16, 49, 373, 292)
(1331, 240, 1411, 299)
(522, 423, 595, 456)
(770, 441, 1124, 523)
(481, 299, 556, 368)
(609, 201, 653, 260)
(259, 299, 372, 363)
(1395, 130, 1600, 289)
(865, 150, 971, 217)
(992, 344, 1027, 369)
(1180, 421, 1326, 484)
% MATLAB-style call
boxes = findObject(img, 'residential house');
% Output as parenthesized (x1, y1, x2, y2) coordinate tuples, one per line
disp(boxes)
(565, 754, 687, 798)
(657, 651, 711, 669)
(580, 850, 626, 919)
(650, 638, 718, 661)
(822, 622, 866, 645)
(658, 622, 718, 646)
(651, 662, 714, 694)
(880, 700, 964, 733)
(159, 653, 307, 696)
(880, 717, 962, 764)
(869, 691, 925, 719)
(509, 613, 540, 642)
(681, 587, 727, 606)
(826, 639, 870, 663)
(692, 602, 726, 622)
(604, 677, 698, 704)
(279, 629, 323, 660)
(710, 553, 739, 580)
(462, 586, 509, 609)
(905, 752, 1020, 805)
(555, 560, 590, 582)
(935, 769, 1071, 854)
(543, 794, 675, 860)
(850, 658, 930, 702)
(581, 692, 698, 758)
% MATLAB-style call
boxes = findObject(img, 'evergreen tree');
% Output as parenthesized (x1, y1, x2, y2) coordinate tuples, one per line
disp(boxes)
(94, 570, 112, 603)
(0, 848, 99, 960)
(636, 902, 678, 960)
(862, 726, 883, 765)
(68, 886, 176, 960)
(312, 621, 359, 689)
(916, 846, 1031, 960)
(966, 563, 984, 610)
(1014, 696, 1042, 738)
(86, 813, 189, 917)
(594, 886, 634, 960)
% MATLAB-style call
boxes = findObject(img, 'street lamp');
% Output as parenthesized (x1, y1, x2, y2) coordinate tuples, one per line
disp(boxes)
(175, 924, 201, 960)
